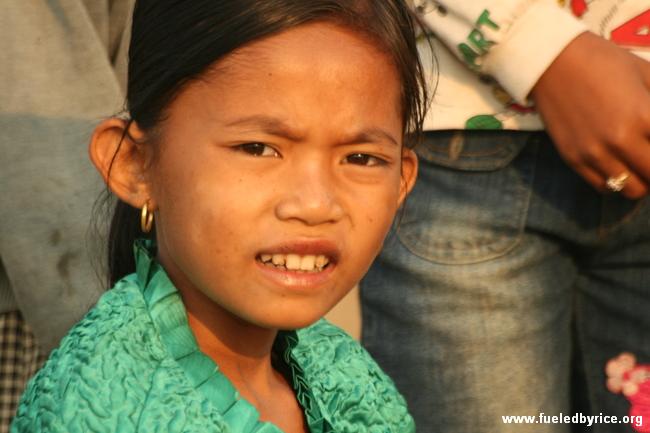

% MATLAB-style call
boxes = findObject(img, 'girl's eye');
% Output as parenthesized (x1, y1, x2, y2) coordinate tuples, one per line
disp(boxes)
(344, 153, 386, 166)
(237, 143, 279, 157)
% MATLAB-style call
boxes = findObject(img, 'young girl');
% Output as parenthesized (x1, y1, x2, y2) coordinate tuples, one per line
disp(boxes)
(12, 1, 427, 432)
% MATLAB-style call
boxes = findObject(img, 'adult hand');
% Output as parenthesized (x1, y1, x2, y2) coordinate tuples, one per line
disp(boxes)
(530, 31, 650, 199)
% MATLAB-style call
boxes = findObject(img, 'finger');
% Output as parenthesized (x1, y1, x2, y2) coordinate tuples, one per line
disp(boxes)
(587, 154, 649, 199)
(554, 140, 648, 198)
(633, 55, 650, 89)
(604, 171, 647, 199)
(616, 141, 650, 188)
(617, 63, 650, 182)
(631, 58, 650, 180)
(573, 163, 609, 193)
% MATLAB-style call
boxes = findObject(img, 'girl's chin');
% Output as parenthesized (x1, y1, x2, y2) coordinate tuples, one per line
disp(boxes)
(265, 316, 325, 331)
(243, 307, 334, 331)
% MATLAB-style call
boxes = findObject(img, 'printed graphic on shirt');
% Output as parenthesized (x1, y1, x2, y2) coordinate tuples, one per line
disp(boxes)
(457, 10, 500, 69)
(575, 1, 649, 54)
(572, 0, 589, 17)
(465, 114, 503, 130)
(557, 0, 593, 17)
(611, 10, 650, 49)
(456, 8, 511, 129)
(464, 0, 649, 129)
(465, 87, 537, 130)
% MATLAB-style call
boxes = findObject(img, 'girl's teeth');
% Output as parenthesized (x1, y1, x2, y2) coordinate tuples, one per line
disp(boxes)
(285, 254, 301, 270)
(300, 255, 316, 271)
(315, 255, 328, 268)
(259, 253, 331, 272)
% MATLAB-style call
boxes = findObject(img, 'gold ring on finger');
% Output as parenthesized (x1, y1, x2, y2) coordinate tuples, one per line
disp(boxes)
(605, 172, 630, 192)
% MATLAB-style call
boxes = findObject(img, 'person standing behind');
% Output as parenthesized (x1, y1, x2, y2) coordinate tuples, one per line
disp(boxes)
(0, 2, 131, 431)
(361, 1, 650, 432)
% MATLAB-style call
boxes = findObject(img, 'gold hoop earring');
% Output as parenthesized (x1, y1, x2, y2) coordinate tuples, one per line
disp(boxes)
(140, 202, 154, 233)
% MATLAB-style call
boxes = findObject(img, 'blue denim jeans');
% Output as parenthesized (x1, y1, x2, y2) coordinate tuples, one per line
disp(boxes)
(361, 130, 650, 433)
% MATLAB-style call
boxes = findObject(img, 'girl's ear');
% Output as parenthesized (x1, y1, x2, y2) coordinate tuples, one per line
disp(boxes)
(89, 118, 154, 209)
(398, 148, 418, 207)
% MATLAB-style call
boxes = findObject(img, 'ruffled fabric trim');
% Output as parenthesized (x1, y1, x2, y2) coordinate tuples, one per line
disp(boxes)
(133, 240, 330, 433)
(293, 322, 415, 433)
(274, 333, 333, 432)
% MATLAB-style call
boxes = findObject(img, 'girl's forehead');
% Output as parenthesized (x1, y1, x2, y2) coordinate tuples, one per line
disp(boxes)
(206, 22, 395, 82)
(160, 22, 404, 141)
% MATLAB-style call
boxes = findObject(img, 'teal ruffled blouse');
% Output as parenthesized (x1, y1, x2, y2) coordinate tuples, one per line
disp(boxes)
(12, 242, 414, 433)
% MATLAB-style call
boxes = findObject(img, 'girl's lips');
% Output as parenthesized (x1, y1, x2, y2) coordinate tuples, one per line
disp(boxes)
(255, 239, 341, 264)
(254, 257, 336, 291)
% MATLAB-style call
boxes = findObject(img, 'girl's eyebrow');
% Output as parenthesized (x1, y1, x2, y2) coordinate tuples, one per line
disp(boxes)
(339, 128, 399, 147)
(225, 115, 306, 142)
(225, 115, 399, 147)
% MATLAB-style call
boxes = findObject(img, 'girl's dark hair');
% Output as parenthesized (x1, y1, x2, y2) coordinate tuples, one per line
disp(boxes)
(106, 0, 430, 286)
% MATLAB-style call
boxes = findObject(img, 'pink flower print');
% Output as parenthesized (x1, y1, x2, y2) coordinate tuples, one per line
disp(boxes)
(606, 353, 650, 432)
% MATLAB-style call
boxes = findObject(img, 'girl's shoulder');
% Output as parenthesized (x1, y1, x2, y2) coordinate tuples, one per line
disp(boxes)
(11, 275, 165, 432)
(292, 320, 415, 433)
(11, 276, 232, 433)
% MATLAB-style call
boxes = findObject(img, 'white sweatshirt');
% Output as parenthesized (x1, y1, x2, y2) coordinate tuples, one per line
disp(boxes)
(415, 0, 650, 130)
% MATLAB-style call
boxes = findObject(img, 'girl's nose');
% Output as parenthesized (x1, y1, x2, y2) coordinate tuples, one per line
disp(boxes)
(274, 164, 345, 226)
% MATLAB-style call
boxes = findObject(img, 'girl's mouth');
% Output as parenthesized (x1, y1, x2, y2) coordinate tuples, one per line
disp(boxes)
(256, 253, 331, 273)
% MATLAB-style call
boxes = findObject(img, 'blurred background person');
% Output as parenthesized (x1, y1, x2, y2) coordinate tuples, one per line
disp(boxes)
(361, 1, 650, 432)
(0, 2, 132, 431)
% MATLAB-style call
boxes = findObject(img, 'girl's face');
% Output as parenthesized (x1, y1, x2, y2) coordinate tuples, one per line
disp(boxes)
(104, 22, 416, 330)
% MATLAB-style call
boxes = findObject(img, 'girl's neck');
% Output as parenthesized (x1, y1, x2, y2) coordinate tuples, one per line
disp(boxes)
(181, 285, 307, 431)
(158, 249, 278, 369)
(187, 305, 282, 395)
(158, 253, 307, 432)
(181, 283, 278, 377)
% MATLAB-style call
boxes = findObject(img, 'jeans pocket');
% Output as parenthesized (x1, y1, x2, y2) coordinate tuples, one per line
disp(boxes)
(397, 130, 538, 264)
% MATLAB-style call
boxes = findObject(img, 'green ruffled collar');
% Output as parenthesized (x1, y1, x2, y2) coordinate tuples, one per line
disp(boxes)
(133, 240, 332, 433)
